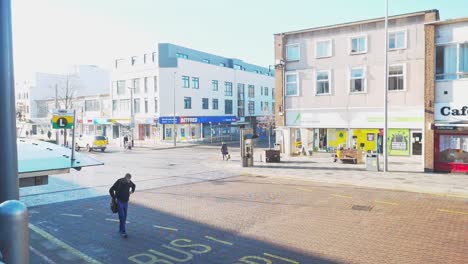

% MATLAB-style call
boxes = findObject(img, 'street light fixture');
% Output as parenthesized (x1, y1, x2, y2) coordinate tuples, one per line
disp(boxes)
(383, 0, 389, 172)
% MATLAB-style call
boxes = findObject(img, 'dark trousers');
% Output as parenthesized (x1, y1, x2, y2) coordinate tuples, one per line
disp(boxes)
(117, 200, 128, 233)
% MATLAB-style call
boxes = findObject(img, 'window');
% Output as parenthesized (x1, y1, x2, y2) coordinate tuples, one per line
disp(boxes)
(388, 65, 405, 91)
(350, 36, 367, 54)
(285, 73, 298, 96)
(134, 98, 140, 113)
(316, 40, 332, 58)
(120, 99, 130, 112)
(144, 98, 148, 113)
(154, 98, 158, 112)
(176, 53, 188, 59)
(192, 77, 199, 89)
(438, 135, 468, 164)
(152, 52, 157, 62)
(264, 102, 269, 112)
(143, 54, 148, 63)
(286, 44, 300, 61)
(85, 100, 100, 111)
(264, 87, 269, 96)
(144, 77, 148, 93)
(272, 102, 275, 113)
(389, 30, 406, 50)
(272, 88, 275, 99)
(202, 98, 209, 109)
(316, 70, 331, 95)
(132, 78, 140, 94)
(225, 99, 233, 114)
(154, 76, 158, 92)
(112, 100, 118, 111)
(436, 43, 468, 80)
(219, 63, 225, 67)
(184, 97, 192, 109)
(212, 80, 218, 91)
(182, 76, 190, 88)
(224, 82, 233, 96)
(234, 64, 243, 70)
(260, 86, 263, 96)
(248, 85, 255, 98)
(350, 67, 366, 93)
(203, 59, 210, 63)
(212, 99, 219, 110)
(131, 56, 137, 65)
(117, 80, 126, 95)
(248, 101, 255, 115)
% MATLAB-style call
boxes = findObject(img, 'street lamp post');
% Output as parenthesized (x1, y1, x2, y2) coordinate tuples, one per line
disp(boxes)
(173, 72, 177, 147)
(128, 86, 135, 147)
(383, 0, 389, 172)
(209, 121, 213, 144)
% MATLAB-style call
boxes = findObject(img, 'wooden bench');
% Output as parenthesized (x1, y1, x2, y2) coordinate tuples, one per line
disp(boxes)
(334, 149, 363, 164)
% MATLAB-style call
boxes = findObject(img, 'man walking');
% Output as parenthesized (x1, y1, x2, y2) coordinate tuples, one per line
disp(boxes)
(109, 173, 136, 237)
(221, 142, 229, 161)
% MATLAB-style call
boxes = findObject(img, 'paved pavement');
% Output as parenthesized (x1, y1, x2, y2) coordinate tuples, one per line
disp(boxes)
(28, 175, 467, 263)
(202, 146, 468, 197)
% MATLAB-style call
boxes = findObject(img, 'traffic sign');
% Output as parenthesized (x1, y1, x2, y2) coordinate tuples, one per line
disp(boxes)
(52, 110, 74, 129)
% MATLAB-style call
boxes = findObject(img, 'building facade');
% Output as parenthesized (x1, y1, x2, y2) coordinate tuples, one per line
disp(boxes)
(425, 18, 468, 173)
(15, 65, 111, 140)
(111, 43, 275, 142)
(274, 10, 439, 157)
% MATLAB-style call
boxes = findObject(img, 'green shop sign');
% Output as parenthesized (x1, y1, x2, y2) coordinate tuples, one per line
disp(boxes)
(387, 128, 410, 156)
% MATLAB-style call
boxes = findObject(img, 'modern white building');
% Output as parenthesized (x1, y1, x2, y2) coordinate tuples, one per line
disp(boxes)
(274, 10, 439, 157)
(111, 43, 275, 142)
(15, 65, 111, 139)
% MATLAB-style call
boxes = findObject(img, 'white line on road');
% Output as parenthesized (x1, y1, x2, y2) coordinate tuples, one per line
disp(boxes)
(60, 213, 83, 217)
(204, 235, 233, 246)
(30, 246, 58, 264)
(153, 225, 178, 231)
(105, 218, 130, 223)
(374, 200, 398, 206)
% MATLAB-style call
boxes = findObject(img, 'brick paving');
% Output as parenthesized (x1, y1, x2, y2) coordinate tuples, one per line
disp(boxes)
(29, 175, 467, 264)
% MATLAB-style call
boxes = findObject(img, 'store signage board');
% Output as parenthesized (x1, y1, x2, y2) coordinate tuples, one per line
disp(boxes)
(52, 109, 74, 129)
(435, 103, 468, 122)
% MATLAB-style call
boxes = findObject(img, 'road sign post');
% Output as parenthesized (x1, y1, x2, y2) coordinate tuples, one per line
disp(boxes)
(71, 110, 76, 162)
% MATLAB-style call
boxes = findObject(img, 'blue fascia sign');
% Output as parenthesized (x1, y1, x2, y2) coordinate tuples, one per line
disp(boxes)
(159, 116, 237, 124)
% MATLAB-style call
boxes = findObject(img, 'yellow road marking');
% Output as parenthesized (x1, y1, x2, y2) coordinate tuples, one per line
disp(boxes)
(446, 194, 468, 199)
(374, 200, 398, 206)
(153, 225, 178, 231)
(295, 187, 314, 192)
(29, 224, 103, 264)
(331, 194, 352, 199)
(437, 209, 468, 215)
(264, 253, 300, 263)
(421, 192, 468, 199)
(204, 235, 234, 246)
(105, 218, 130, 223)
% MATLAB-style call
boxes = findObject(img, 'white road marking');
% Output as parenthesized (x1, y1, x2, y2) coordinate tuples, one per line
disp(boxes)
(204, 235, 233, 246)
(60, 213, 83, 217)
(105, 218, 130, 223)
(153, 225, 178, 231)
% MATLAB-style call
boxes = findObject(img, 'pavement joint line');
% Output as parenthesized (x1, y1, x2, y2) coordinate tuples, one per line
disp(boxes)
(263, 253, 300, 263)
(60, 213, 83, 217)
(30, 245, 58, 264)
(105, 218, 130, 223)
(374, 200, 399, 206)
(331, 194, 353, 199)
(437, 209, 468, 215)
(153, 225, 178, 231)
(29, 224, 103, 264)
(295, 187, 314, 192)
(204, 235, 234, 246)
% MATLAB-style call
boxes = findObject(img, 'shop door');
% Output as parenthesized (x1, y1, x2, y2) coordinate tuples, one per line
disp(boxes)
(138, 124, 145, 140)
(411, 131, 422, 156)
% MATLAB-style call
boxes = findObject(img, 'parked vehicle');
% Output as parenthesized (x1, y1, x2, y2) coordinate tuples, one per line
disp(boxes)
(76, 135, 107, 152)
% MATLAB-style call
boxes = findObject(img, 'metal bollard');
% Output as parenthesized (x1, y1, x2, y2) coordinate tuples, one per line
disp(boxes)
(0, 200, 30, 264)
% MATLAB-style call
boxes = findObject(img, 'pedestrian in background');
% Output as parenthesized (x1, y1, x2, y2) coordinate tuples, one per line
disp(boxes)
(109, 173, 136, 238)
(221, 142, 230, 161)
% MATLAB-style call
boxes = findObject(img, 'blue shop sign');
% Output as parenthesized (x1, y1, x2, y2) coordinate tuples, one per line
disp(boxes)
(159, 116, 237, 124)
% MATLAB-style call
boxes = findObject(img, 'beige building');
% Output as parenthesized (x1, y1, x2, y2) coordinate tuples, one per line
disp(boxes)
(274, 10, 439, 158)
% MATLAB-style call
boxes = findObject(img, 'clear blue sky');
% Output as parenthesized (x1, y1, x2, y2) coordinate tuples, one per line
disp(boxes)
(11, 0, 468, 78)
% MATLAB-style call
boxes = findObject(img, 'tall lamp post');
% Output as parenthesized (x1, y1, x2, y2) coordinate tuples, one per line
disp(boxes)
(173, 72, 177, 147)
(128, 86, 135, 147)
(383, 0, 389, 172)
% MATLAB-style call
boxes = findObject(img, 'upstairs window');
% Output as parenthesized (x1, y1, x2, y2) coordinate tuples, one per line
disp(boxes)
(202, 98, 209, 109)
(117, 80, 126, 95)
(316, 40, 332, 58)
(224, 82, 233, 96)
(389, 30, 406, 50)
(212, 80, 218, 91)
(192, 77, 199, 89)
(285, 73, 298, 96)
(182, 76, 190, 88)
(436, 43, 468, 80)
(350, 36, 367, 54)
(184, 97, 192, 109)
(388, 65, 405, 91)
(350, 67, 366, 93)
(176, 53, 188, 59)
(248, 85, 255, 98)
(286, 44, 300, 61)
(316, 70, 331, 95)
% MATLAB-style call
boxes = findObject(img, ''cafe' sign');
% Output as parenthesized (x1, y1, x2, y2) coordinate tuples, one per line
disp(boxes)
(435, 103, 468, 122)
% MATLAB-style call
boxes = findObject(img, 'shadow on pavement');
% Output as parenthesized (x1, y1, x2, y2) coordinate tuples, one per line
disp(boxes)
(29, 195, 342, 264)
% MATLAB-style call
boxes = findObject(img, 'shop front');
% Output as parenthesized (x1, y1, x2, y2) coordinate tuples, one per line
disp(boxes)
(159, 116, 237, 142)
(433, 103, 468, 173)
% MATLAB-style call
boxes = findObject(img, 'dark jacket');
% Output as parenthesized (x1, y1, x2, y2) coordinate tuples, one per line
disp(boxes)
(221, 144, 228, 154)
(109, 178, 136, 203)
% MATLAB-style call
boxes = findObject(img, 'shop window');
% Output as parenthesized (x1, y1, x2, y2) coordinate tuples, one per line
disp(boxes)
(439, 135, 468, 164)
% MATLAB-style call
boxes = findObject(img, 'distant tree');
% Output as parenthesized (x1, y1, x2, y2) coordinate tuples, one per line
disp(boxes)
(57, 74, 79, 146)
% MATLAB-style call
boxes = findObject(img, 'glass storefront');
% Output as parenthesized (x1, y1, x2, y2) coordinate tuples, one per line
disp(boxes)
(438, 134, 468, 164)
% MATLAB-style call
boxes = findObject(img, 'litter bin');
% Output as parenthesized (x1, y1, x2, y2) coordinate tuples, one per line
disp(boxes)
(366, 153, 380, 171)
(265, 149, 281, 163)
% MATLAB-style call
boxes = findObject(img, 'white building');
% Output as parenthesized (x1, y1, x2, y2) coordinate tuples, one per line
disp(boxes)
(15, 65, 111, 139)
(111, 43, 275, 142)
